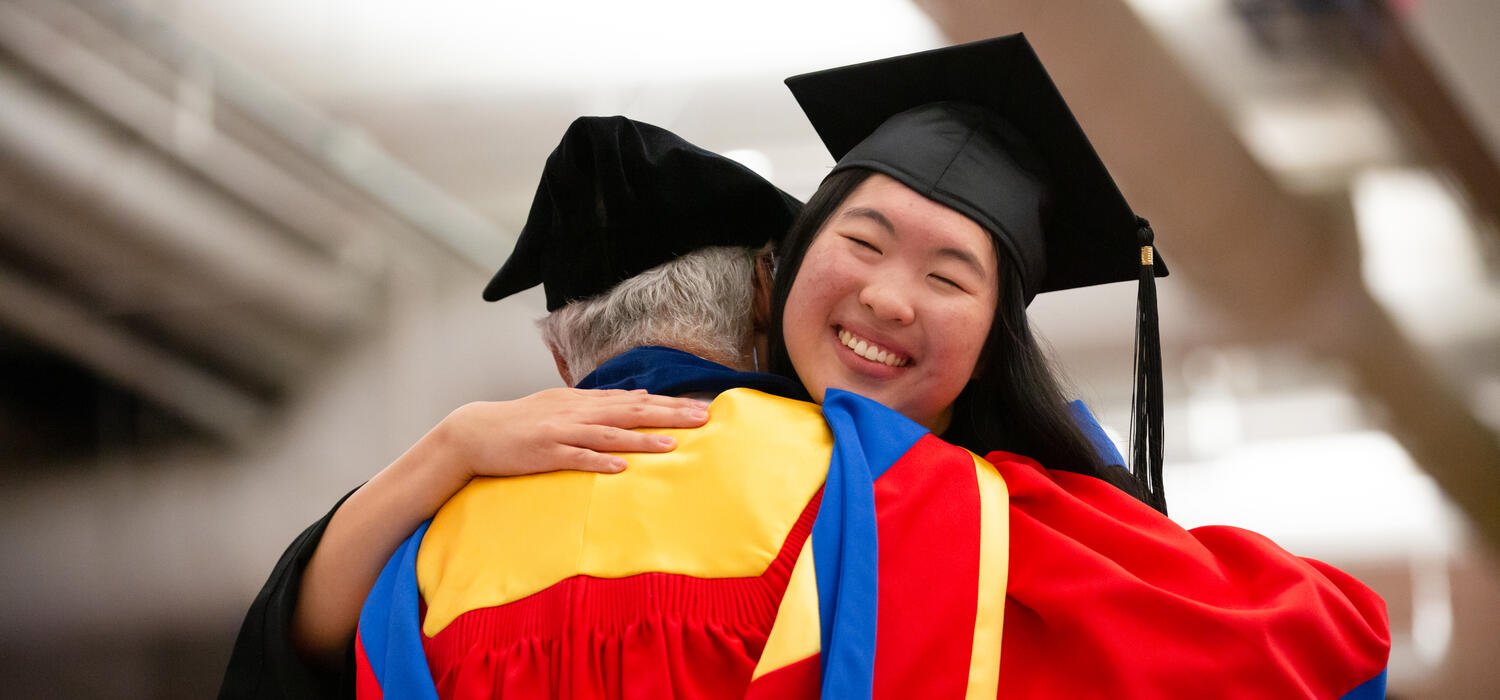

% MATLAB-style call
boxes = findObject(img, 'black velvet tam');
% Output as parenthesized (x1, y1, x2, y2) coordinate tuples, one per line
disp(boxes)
(785, 33, 1166, 304)
(483, 116, 802, 310)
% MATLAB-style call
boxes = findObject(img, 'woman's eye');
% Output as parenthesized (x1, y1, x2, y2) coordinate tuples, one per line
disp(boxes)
(931, 274, 965, 291)
(844, 236, 881, 253)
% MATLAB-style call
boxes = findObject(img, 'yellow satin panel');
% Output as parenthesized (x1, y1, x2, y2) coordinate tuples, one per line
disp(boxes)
(965, 453, 1009, 699)
(417, 388, 832, 637)
(749, 539, 821, 681)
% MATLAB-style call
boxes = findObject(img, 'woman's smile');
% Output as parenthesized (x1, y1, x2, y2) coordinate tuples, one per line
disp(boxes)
(837, 326, 911, 368)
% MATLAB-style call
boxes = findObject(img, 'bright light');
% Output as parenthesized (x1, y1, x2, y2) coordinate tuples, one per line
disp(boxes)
(1168, 430, 1461, 563)
(1351, 167, 1500, 344)
(1353, 168, 1483, 295)
(194, 0, 945, 93)
(723, 149, 774, 183)
(1237, 97, 1401, 183)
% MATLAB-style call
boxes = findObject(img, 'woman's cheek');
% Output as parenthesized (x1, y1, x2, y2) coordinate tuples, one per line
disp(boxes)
(933, 300, 994, 373)
(780, 280, 825, 391)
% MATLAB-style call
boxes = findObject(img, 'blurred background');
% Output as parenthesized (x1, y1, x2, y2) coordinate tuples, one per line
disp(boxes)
(0, 0, 1496, 697)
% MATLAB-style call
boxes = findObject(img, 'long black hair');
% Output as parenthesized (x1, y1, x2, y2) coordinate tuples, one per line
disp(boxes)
(767, 168, 1145, 500)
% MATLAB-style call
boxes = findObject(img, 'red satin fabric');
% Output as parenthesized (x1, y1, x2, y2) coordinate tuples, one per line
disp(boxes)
(992, 451, 1390, 698)
(354, 635, 383, 700)
(744, 655, 821, 700)
(421, 491, 821, 700)
(872, 433, 982, 698)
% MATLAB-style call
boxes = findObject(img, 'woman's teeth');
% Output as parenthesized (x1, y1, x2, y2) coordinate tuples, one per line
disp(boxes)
(838, 329, 909, 367)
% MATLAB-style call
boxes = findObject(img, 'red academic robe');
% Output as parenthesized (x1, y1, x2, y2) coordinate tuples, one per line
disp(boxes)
(353, 389, 1389, 699)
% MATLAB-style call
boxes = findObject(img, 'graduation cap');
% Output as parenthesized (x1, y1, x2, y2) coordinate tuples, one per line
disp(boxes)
(483, 116, 802, 310)
(785, 33, 1169, 513)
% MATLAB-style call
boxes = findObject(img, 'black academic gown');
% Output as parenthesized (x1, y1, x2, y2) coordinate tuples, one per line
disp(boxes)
(218, 490, 356, 700)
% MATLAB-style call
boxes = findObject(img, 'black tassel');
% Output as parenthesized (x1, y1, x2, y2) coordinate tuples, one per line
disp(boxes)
(1131, 218, 1167, 515)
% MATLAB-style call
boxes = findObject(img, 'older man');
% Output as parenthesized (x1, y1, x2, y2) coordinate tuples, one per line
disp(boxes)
(221, 117, 1006, 699)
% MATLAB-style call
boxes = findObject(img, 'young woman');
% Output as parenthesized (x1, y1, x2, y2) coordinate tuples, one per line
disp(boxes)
(758, 35, 1386, 698)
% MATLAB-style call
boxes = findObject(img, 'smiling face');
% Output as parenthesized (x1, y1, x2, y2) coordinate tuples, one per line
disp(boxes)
(782, 174, 1001, 432)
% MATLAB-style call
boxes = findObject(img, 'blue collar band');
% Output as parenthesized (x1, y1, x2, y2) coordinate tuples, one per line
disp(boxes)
(574, 346, 806, 399)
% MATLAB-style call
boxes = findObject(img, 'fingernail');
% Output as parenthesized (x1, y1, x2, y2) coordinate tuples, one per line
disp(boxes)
(609, 456, 628, 470)
(688, 409, 709, 421)
(656, 435, 677, 447)
(691, 400, 710, 408)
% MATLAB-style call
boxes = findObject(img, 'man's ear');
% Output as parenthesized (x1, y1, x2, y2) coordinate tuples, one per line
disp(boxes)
(550, 347, 574, 386)
(752, 249, 775, 332)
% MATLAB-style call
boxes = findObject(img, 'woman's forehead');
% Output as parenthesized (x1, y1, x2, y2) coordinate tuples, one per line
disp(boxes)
(833, 174, 1000, 274)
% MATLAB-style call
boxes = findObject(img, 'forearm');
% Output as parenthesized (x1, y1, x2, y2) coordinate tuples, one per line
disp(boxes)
(290, 419, 470, 663)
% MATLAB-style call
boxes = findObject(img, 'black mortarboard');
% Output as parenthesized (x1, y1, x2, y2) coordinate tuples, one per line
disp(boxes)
(483, 116, 802, 310)
(785, 34, 1170, 512)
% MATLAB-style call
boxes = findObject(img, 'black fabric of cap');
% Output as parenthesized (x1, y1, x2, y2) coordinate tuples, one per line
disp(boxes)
(784, 33, 1167, 304)
(483, 116, 803, 309)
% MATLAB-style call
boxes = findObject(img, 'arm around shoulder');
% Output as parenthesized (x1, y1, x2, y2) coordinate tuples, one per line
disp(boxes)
(222, 387, 713, 693)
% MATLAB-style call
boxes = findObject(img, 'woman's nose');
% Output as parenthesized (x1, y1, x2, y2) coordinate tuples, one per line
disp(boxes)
(858, 278, 916, 325)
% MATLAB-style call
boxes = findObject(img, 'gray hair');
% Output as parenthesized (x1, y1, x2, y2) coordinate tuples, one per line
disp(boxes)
(538, 246, 758, 381)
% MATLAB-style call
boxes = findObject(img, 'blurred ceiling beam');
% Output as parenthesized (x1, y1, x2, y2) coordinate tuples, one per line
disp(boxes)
(0, 164, 323, 389)
(0, 0, 521, 441)
(0, 265, 262, 443)
(0, 0, 371, 267)
(28, 0, 514, 270)
(0, 61, 370, 342)
(912, 0, 1500, 551)
(0, 0, 384, 440)
(1348, 0, 1500, 237)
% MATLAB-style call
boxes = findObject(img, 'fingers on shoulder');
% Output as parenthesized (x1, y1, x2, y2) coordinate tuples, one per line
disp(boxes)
(551, 445, 628, 473)
(614, 404, 710, 429)
(562, 424, 677, 453)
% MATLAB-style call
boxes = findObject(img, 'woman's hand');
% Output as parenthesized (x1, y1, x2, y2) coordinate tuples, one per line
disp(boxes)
(441, 388, 711, 480)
